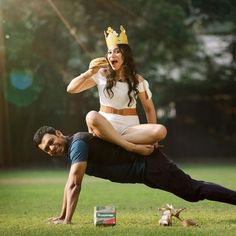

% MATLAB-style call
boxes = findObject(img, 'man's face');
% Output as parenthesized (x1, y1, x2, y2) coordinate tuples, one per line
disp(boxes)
(38, 131, 67, 157)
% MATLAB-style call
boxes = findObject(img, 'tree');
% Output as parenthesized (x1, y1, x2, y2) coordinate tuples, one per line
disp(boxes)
(1, 0, 236, 165)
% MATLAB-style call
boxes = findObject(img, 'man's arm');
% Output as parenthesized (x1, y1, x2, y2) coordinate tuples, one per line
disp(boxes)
(59, 179, 69, 219)
(49, 161, 87, 224)
(48, 180, 69, 222)
(64, 161, 87, 223)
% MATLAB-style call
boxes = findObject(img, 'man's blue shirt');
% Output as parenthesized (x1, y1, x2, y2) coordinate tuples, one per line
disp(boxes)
(67, 132, 147, 184)
(69, 139, 88, 164)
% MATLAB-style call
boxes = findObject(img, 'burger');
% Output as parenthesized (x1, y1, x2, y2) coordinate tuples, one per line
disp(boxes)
(89, 57, 109, 69)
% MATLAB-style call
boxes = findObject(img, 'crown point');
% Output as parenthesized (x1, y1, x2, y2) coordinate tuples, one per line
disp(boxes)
(120, 25, 125, 32)
(107, 27, 113, 34)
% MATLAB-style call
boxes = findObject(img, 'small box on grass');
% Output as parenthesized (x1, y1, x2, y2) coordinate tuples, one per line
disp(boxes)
(94, 206, 116, 226)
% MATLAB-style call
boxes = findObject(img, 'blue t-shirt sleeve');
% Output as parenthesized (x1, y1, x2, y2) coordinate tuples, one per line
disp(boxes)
(69, 139, 88, 165)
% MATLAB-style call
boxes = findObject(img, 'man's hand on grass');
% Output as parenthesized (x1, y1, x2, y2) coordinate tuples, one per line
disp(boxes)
(47, 217, 71, 224)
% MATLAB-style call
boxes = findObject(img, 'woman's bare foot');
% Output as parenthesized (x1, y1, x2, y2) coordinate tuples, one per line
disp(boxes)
(126, 143, 154, 156)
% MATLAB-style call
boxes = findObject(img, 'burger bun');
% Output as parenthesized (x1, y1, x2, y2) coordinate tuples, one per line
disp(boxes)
(89, 57, 109, 69)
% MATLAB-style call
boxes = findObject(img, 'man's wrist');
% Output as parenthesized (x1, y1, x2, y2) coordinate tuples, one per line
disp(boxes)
(64, 218, 71, 224)
(59, 215, 65, 220)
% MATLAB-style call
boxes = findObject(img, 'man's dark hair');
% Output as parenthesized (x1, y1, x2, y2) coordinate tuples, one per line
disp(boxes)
(33, 126, 56, 147)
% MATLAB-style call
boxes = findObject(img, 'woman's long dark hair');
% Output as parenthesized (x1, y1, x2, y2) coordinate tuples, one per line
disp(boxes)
(104, 44, 139, 107)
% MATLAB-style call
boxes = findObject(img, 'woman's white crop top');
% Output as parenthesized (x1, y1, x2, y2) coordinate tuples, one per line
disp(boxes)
(92, 72, 152, 109)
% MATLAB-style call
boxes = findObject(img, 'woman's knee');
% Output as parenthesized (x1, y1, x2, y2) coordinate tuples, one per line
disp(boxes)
(151, 124, 167, 141)
(86, 111, 100, 126)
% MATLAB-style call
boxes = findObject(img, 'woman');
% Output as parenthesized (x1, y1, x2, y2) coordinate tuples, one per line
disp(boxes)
(67, 26, 167, 155)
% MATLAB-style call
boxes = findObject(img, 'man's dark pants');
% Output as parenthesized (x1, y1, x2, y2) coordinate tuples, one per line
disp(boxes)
(144, 149, 236, 205)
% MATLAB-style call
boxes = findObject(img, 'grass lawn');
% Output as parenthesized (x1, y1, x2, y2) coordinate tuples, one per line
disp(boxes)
(0, 163, 236, 236)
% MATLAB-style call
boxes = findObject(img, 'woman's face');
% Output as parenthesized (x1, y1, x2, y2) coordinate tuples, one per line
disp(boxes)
(107, 45, 124, 71)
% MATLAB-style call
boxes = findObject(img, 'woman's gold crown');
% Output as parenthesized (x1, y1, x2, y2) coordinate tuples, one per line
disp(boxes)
(104, 25, 128, 48)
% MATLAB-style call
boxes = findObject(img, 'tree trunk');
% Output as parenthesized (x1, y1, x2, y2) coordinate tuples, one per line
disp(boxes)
(0, 0, 12, 167)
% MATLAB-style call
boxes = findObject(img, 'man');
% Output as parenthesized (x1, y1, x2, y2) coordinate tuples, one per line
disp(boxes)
(33, 125, 236, 224)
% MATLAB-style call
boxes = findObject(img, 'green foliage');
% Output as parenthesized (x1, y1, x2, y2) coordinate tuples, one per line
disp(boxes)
(2, 0, 236, 98)
(2, 0, 236, 81)
(1, 0, 236, 165)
